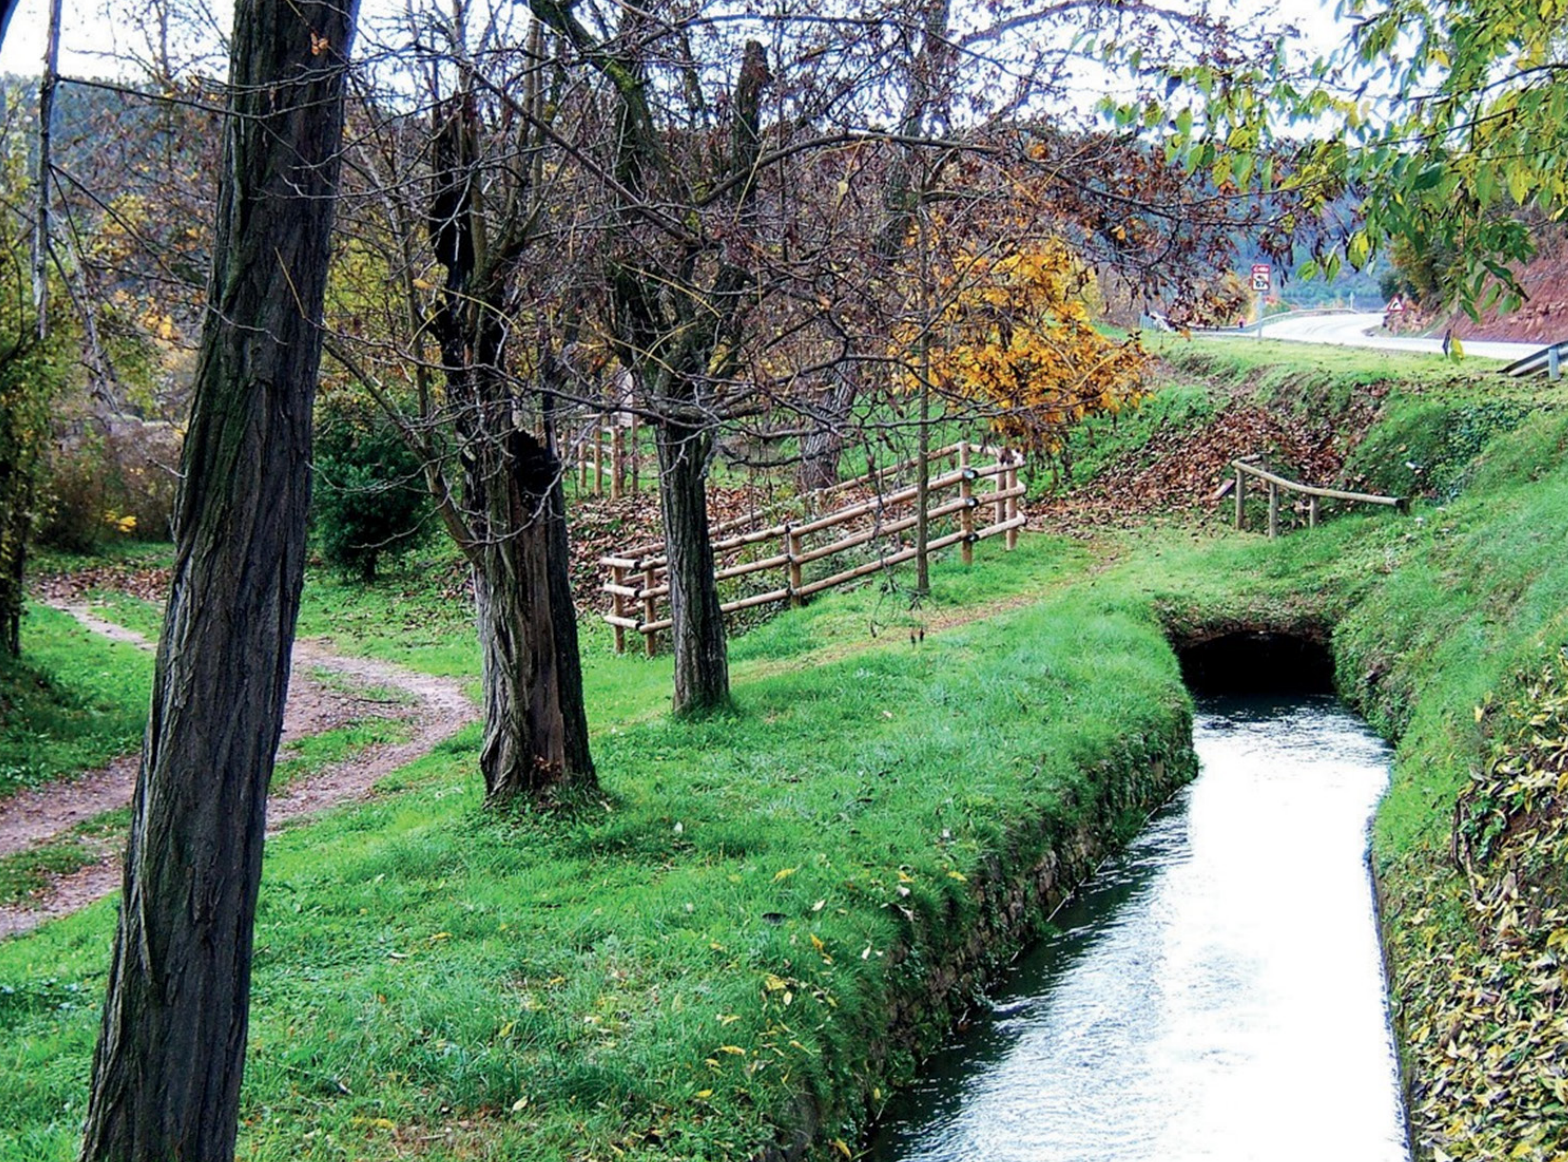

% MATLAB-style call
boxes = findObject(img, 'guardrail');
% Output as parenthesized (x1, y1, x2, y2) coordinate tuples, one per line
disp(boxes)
(601, 442, 1025, 654)
(1231, 459, 1405, 538)
(1501, 341, 1568, 380)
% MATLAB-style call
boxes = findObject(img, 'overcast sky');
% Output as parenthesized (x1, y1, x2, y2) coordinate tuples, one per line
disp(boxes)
(1, 0, 1357, 82)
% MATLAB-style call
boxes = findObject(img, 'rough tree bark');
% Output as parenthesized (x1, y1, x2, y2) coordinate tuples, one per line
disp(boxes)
(541, 351, 594, 777)
(427, 95, 594, 800)
(79, 0, 357, 1159)
(797, 369, 859, 492)
(465, 421, 586, 799)
(655, 418, 730, 711)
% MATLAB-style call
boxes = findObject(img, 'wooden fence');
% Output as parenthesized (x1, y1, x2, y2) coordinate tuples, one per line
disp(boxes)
(575, 411, 642, 499)
(1231, 458, 1405, 538)
(600, 442, 1026, 654)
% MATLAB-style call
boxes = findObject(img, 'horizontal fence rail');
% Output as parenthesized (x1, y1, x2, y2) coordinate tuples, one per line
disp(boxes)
(1231, 459, 1405, 538)
(601, 442, 1025, 654)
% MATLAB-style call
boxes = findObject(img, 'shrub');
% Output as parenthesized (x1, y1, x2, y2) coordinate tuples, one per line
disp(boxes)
(0, 341, 56, 655)
(312, 394, 432, 581)
(37, 417, 181, 551)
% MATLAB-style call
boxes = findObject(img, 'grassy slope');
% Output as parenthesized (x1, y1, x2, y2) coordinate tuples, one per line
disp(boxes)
(7, 334, 1562, 1159)
(0, 538, 1192, 1162)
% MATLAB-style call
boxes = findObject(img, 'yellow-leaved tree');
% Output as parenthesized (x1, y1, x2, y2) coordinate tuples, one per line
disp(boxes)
(920, 239, 1146, 455)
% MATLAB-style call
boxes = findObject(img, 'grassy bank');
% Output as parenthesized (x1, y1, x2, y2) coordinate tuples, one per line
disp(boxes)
(0, 543, 1192, 1161)
(7, 333, 1563, 1160)
(1139, 339, 1568, 1160)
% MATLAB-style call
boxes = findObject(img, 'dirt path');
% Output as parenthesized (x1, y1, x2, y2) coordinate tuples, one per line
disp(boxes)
(0, 604, 477, 939)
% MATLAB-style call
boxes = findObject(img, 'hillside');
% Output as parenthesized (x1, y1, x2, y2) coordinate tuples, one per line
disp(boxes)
(1451, 228, 1568, 344)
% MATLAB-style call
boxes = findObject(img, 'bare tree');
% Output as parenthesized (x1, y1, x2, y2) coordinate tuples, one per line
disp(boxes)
(325, 6, 598, 800)
(79, 0, 358, 1157)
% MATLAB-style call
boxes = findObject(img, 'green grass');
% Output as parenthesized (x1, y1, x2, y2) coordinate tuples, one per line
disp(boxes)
(0, 554, 1192, 1162)
(294, 556, 480, 683)
(0, 843, 99, 909)
(0, 810, 128, 909)
(0, 604, 152, 798)
(24, 540, 172, 579)
(72, 590, 164, 642)
(271, 717, 416, 793)
(1147, 331, 1502, 384)
(10, 337, 1568, 1160)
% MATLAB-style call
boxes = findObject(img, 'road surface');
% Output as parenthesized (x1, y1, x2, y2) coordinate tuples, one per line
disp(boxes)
(1244, 311, 1542, 363)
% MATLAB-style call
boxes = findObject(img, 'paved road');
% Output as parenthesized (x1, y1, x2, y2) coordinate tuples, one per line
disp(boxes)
(1243, 311, 1542, 364)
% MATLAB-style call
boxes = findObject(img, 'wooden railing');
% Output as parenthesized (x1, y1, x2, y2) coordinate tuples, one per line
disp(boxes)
(574, 411, 642, 498)
(1231, 458, 1405, 538)
(601, 442, 1026, 654)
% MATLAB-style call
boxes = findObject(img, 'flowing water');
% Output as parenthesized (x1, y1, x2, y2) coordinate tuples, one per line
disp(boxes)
(868, 695, 1411, 1162)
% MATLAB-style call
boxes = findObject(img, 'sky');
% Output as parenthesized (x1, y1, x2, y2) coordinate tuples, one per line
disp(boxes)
(0, 0, 1358, 82)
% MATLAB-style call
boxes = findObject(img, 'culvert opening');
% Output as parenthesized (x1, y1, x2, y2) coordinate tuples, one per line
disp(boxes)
(1174, 630, 1335, 695)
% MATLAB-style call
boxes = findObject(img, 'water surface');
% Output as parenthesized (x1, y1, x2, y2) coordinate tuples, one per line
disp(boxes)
(868, 695, 1410, 1162)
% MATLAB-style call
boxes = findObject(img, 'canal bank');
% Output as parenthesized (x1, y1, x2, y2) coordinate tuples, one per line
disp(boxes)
(1123, 341, 1568, 1160)
(867, 693, 1409, 1162)
(760, 646, 1199, 1162)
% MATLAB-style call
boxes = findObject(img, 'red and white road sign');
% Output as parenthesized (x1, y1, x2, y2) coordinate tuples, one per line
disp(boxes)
(1250, 263, 1271, 292)
(1385, 296, 1404, 313)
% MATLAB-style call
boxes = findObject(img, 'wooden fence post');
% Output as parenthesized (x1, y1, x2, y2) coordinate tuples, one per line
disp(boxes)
(1268, 481, 1279, 539)
(611, 564, 627, 654)
(630, 413, 640, 494)
(993, 448, 1007, 531)
(959, 442, 974, 565)
(592, 417, 604, 496)
(1308, 495, 1319, 528)
(1005, 453, 1019, 549)
(787, 524, 803, 606)
(1234, 466, 1246, 530)
(643, 562, 658, 657)
(611, 424, 624, 501)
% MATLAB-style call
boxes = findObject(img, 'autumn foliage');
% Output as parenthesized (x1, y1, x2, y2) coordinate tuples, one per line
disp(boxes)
(912, 240, 1146, 455)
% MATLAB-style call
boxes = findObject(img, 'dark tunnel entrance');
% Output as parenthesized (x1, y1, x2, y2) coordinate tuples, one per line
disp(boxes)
(1174, 630, 1336, 695)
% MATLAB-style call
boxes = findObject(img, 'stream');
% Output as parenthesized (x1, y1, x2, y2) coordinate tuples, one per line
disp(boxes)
(868, 694, 1411, 1162)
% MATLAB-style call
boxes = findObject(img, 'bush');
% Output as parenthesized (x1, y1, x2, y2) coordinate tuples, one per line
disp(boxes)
(37, 417, 181, 552)
(312, 395, 432, 581)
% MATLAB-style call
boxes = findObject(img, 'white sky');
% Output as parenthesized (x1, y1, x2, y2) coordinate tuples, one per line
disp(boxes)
(1, 0, 1357, 82)
(0, 0, 233, 77)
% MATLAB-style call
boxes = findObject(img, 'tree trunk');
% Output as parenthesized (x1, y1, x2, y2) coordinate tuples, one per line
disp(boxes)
(469, 426, 593, 801)
(797, 370, 858, 492)
(79, 1, 356, 1159)
(655, 417, 730, 714)
(0, 367, 33, 658)
(426, 94, 595, 804)
(546, 445, 594, 781)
